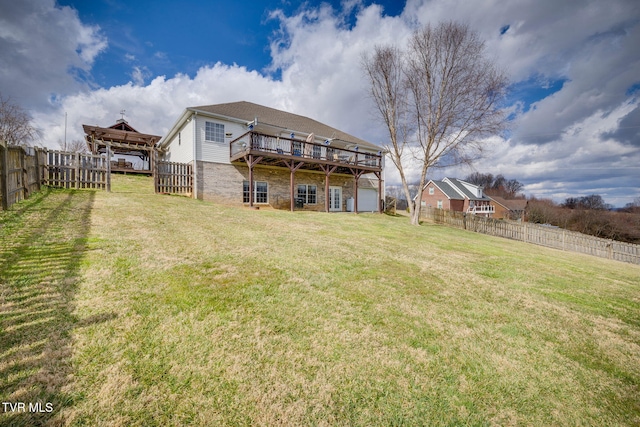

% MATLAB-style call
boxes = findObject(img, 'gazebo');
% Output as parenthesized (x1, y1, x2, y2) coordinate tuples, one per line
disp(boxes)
(83, 118, 161, 174)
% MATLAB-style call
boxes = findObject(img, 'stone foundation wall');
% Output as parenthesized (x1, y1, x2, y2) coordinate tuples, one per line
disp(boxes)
(196, 161, 364, 211)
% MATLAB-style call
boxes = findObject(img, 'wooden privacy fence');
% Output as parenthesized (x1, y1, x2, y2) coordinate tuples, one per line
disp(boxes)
(154, 160, 192, 195)
(1, 144, 111, 210)
(0, 143, 45, 210)
(421, 207, 640, 265)
(1, 144, 193, 210)
(45, 149, 110, 190)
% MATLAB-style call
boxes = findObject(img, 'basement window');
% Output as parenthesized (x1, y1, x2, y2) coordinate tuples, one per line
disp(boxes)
(297, 184, 317, 205)
(243, 181, 268, 204)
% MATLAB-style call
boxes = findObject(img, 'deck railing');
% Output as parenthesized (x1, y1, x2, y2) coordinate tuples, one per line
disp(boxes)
(230, 132, 381, 169)
(467, 204, 495, 214)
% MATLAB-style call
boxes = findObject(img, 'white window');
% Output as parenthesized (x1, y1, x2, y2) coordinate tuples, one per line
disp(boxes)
(243, 181, 268, 204)
(297, 184, 317, 204)
(429, 187, 434, 195)
(437, 200, 443, 209)
(205, 121, 224, 143)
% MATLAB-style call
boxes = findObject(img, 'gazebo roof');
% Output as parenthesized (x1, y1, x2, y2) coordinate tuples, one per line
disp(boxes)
(83, 119, 161, 147)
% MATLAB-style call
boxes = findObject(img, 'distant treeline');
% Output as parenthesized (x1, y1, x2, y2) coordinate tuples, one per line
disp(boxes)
(527, 196, 640, 244)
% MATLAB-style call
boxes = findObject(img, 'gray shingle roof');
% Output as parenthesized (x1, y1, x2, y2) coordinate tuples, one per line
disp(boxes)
(428, 178, 491, 201)
(447, 178, 490, 201)
(432, 180, 465, 200)
(190, 101, 379, 150)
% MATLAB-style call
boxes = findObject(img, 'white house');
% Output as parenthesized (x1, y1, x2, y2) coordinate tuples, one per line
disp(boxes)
(157, 101, 384, 212)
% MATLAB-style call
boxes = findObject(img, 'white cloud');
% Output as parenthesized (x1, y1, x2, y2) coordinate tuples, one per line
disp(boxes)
(130, 66, 151, 86)
(0, 0, 107, 109)
(10, 0, 640, 206)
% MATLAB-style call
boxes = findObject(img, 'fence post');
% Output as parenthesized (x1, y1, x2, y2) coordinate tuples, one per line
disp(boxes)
(20, 147, 28, 199)
(106, 142, 111, 192)
(153, 149, 158, 193)
(0, 141, 8, 210)
(34, 147, 41, 190)
(74, 152, 80, 189)
(44, 148, 49, 186)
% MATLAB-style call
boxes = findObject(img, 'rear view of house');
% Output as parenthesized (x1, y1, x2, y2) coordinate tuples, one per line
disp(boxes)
(421, 177, 494, 216)
(157, 101, 384, 212)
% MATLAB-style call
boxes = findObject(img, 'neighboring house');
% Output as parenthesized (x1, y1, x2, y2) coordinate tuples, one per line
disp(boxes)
(157, 101, 384, 212)
(489, 196, 528, 221)
(420, 177, 494, 216)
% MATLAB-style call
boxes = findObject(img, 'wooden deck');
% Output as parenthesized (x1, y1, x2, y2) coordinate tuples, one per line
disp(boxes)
(230, 132, 382, 174)
(230, 131, 383, 213)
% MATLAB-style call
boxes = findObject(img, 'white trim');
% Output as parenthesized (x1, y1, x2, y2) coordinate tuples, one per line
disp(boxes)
(192, 112, 198, 198)
(243, 180, 269, 204)
(442, 177, 469, 199)
(157, 109, 192, 149)
(329, 186, 342, 212)
(204, 121, 225, 143)
(297, 184, 318, 205)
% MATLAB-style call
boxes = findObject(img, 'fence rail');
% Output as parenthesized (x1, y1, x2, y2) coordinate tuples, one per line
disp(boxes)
(0, 143, 44, 210)
(421, 207, 640, 265)
(45, 150, 110, 190)
(155, 160, 193, 195)
(2, 144, 194, 210)
(1, 144, 112, 210)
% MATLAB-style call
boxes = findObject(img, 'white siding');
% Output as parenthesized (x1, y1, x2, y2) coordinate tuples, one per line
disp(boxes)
(195, 116, 246, 164)
(163, 120, 194, 163)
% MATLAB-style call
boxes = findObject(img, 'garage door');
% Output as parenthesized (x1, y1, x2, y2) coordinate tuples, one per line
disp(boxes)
(357, 188, 378, 212)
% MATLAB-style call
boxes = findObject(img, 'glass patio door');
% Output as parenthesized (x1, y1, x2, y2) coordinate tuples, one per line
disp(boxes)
(329, 186, 342, 212)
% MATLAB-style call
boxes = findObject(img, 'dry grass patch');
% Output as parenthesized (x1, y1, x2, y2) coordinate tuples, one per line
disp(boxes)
(2, 175, 639, 426)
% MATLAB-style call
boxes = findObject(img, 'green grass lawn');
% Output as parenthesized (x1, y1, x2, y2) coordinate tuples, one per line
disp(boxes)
(1, 174, 639, 426)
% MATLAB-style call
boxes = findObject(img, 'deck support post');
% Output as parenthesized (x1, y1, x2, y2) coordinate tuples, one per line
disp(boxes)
(319, 164, 338, 212)
(349, 168, 365, 214)
(354, 174, 359, 213)
(284, 160, 304, 212)
(374, 171, 382, 213)
(244, 154, 263, 209)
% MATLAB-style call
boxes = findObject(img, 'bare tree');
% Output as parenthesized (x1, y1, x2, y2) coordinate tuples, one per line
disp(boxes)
(465, 172, 524, 198)
(0, 93, 40, 146)
(464, 172, 494, 188)
(59, 138, 89, 153)
(363, 22, 509, 225)
(503, 179, 524, 197)
(362, 45, 414, 214)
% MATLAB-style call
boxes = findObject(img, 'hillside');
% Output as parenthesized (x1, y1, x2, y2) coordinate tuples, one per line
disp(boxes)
(1, 175, 639, 426)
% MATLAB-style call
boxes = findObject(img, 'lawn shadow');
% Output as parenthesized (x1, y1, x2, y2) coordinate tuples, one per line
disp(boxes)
(0, 188, 114, 426)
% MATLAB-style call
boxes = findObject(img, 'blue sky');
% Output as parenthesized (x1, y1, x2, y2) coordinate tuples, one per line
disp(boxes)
(1, 0, 639, 206)
(58, 0, 405, 87)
